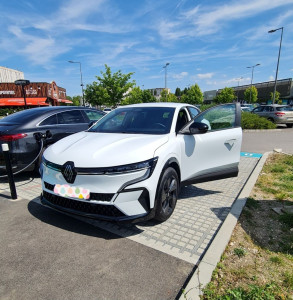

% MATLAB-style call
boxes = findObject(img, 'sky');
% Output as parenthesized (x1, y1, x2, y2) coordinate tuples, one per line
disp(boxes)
(1, 0, 293, 97)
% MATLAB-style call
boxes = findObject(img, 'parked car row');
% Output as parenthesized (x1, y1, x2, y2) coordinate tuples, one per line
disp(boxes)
(251, 105, 293, 128)
(0, 106, 105, 175)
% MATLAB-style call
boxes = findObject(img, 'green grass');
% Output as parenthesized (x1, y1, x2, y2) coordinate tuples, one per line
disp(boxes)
(234, 247, 246, 258)
(246, 197, 260, 209)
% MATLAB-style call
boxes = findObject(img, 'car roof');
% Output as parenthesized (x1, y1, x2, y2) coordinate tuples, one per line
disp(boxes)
(121, 102, 194, 109)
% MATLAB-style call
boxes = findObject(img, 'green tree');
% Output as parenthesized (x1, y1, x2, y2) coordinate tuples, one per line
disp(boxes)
(244, 86, 258, 103)
(214, 87, 236, 104)
(121, 87, 156, 105)
(141, 89, 156, 103)
(160, 90, 180, 102)
(85, 64, 135, 107)
(121, 87, 143, 105)
(180, 84, 203, 105)
(270, 91, 281, 104)
(175, 87, 181, 97)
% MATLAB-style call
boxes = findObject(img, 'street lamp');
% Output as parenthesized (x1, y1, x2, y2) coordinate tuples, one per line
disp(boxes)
(15, 79, 30, 109)
(68, 60, 85, 106)
(236, 77, 243, 102)
(163, 62, 170, 90)
(246, 64, 260, 103)
(268, 27, 283, 105)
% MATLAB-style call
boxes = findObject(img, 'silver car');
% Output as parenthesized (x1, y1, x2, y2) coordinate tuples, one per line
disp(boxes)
(252, 105, 293, 128)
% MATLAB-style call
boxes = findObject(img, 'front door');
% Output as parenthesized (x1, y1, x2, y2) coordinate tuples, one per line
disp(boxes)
(178, 103, 242, 184)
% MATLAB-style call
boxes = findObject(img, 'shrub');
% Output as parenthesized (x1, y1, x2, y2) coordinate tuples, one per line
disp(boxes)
(241, 112, 276, 129)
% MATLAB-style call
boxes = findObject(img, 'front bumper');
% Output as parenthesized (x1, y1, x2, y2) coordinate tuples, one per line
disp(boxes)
(41, 162, 158, 222)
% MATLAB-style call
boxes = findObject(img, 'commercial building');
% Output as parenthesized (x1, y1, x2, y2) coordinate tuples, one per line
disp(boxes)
(0, 66, 24, 83)
(204, 78, 293, 104)
(0, 81, 71, 107)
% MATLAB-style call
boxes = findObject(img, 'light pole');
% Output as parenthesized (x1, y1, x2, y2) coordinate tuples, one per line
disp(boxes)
(163, 62, 170, 91)
(236, 77, 243, 102)
(68, 60, 85, 106)
(246, 64, 260, 103)
(268, 27, 283, 105)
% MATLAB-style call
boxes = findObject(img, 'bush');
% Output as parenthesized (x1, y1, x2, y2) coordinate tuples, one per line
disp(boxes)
(0, 108, 24, 117)
(241, 112, 276, 129)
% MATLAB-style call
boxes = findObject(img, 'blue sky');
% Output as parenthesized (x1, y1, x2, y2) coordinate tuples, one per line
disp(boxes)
(1, 0, 293, 97)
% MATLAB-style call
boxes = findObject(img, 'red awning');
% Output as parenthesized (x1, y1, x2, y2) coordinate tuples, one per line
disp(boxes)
(58, 99, 73, 104)
(0, 98, 49, 106)
(59, 99, 73, 104)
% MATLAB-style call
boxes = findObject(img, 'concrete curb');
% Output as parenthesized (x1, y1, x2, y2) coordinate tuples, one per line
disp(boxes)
(179, 152, 271, 300)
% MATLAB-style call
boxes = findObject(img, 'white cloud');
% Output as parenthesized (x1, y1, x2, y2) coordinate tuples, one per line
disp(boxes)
(172, 72, 188, 80)
(197, 73, 214, 79)
(268, 75, 274, 81)
(158, 0, 293, 40)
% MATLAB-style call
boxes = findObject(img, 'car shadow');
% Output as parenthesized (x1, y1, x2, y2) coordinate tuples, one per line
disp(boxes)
(27, 199, 126, 240)
(179, 184, 222, 199)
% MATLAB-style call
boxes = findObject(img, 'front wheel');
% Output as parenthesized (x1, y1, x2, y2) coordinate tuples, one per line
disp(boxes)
(154, 167, 179, 222)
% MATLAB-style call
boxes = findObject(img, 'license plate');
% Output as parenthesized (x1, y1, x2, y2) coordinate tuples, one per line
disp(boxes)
(54, 184, 90, 200)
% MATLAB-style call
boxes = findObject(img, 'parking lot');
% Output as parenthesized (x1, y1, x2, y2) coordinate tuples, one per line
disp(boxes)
(0, 155, 259, 299)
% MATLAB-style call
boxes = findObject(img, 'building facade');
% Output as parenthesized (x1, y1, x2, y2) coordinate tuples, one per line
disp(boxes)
(204, 78, 293, 104)
(148, 88, 170, 101)
(0, 67, 24, 83)
(0, 81, 71, 107)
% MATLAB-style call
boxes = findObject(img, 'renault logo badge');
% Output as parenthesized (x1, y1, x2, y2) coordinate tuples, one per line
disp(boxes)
(62, 161, 77, 184)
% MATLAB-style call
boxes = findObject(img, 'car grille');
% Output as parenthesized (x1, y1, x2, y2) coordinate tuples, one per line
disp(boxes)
(44, 182, 114, 202)
(42, 191, 125, 217)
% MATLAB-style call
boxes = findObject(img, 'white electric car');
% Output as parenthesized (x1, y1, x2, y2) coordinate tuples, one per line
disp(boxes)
(40, 102, 242, 222)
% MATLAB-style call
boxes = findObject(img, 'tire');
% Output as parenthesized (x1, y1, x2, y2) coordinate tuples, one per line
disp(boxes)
(154, 167, 179, 222)
(286, 124, 293, 128)
(267, 117, 275, 123)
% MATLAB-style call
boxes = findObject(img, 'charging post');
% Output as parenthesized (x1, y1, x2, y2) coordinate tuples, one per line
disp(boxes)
(1, 143, 17, 199)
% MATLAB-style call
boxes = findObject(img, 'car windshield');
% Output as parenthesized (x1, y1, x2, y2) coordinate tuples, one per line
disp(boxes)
(88, 107, 175, 134)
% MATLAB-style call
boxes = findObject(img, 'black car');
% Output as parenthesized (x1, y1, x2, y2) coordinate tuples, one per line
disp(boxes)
(0, 106, 105, 175)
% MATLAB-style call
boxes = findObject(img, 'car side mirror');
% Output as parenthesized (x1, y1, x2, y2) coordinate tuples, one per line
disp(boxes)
(189, 122, 208, 134)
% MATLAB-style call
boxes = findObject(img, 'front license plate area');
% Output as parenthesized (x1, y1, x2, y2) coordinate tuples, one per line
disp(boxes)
(54, 184, 90, 200)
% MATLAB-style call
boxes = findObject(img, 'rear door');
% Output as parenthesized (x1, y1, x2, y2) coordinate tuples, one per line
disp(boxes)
(178, 103, 242, 184)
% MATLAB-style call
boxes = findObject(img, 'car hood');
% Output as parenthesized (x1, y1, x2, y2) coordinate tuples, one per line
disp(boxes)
(44, 131, 169, 167)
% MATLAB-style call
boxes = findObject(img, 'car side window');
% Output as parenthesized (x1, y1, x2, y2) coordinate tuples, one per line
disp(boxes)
(84, 110, 104, 121)
(57, 110, 85, 124)
(187, 107, 200, 119)
(195, 104, 236, 131)
(263, 106, 271, 112)
(253, 107, 264, 112)
(39, 114, 57, 126)
(176, 109, 189, 132)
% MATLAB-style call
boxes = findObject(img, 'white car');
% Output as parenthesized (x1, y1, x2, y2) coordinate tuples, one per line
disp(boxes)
(40, 103, 242, 222)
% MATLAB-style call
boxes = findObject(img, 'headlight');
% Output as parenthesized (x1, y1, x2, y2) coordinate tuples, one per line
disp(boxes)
(77, 157, 158, 175)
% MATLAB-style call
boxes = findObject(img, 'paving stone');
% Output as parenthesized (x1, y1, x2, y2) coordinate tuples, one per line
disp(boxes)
(0, 157, 259, 264)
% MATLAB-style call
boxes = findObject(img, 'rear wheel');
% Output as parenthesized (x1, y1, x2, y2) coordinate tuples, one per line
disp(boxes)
(286, 124, 293, 128)
(154, 167, 179, 222)
(268, 117, 275, 123)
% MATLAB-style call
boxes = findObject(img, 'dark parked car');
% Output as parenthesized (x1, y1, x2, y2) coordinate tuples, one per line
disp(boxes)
(251, 105, 293, 127)
(0, 106, 105, 175)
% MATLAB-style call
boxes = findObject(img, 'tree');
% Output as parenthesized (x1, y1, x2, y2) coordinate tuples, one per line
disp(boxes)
(214, 87, 236, 104)
(270, 91, 281, 104)
(244, 86, 258, 103)
(160, 90, 180, 102)
(180, 84, 203, 105)
(85, 64, 135, 107)
(121, 87, 156, 105)
(66, 95, 81, 106)
(141, 89, 156, 103)
(175, 87, 181, 97)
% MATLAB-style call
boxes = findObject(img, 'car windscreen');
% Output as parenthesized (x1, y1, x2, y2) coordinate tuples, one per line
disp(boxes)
(88, 107, 175, 134)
